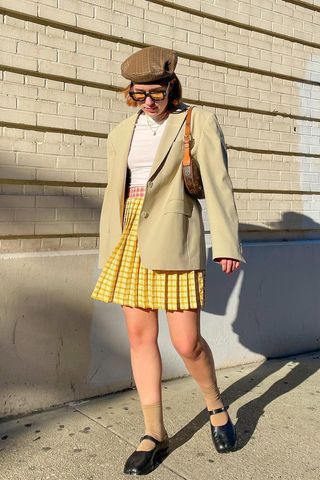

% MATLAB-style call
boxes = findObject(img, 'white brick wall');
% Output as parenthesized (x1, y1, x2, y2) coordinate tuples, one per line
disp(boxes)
(0, 0, 319, 252)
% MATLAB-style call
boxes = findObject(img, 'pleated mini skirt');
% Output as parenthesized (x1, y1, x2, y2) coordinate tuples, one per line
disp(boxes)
(91, 185, 205, 310)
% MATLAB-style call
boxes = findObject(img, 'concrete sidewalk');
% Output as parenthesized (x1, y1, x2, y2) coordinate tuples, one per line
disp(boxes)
(1, 351, 319, 480)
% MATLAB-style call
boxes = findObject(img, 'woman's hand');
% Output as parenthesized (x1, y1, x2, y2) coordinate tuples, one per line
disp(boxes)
(215, 258, 240, 274)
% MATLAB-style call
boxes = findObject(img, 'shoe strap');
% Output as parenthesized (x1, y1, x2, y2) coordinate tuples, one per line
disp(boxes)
(207, 405, 229, 415)
(139, 434, 161, 444)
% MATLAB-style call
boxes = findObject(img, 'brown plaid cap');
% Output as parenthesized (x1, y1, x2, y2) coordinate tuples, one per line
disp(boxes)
(121, 46, 178, 83)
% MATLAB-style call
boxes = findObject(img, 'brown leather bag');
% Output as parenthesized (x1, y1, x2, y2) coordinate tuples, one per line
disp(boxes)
(182, 106, 205, 199)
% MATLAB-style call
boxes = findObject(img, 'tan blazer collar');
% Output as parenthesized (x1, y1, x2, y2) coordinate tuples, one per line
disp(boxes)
(117, 103, 189, 183)
(149, 104, 188, 180)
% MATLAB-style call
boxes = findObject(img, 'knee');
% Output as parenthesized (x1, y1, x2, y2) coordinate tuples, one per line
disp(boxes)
(127, 327, 158, 350)
(173, 337, 203, 360)
(123, 307, 159, 350)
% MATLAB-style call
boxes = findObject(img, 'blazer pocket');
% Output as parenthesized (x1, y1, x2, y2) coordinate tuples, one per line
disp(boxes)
(163, 199, 193, 217)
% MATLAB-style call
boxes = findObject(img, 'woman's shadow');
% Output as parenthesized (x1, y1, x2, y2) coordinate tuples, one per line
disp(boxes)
(169, 212, 320, 452)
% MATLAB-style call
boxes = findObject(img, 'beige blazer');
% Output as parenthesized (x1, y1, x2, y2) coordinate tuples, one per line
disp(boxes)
(98, 103, 245, 270)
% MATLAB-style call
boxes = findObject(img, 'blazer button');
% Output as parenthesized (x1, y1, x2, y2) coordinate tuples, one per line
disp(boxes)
(141, 211, 149, 218)
(147, 181, 153, 188)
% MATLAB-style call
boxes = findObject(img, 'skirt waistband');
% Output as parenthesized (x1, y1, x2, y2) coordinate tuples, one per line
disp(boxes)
(126, 185, 146, 198)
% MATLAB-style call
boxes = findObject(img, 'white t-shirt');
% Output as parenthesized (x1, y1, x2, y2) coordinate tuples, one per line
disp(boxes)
(127, 112, 168, 187)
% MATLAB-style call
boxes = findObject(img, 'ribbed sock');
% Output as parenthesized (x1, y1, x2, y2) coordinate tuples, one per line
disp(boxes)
(136, 401, 168, 451)
(200, 382, 229, 426)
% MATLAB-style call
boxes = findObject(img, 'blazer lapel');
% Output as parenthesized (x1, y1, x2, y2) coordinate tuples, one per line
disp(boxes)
(116, 109, 142, 189)
(148, 106, 188, 181)
(113, 105, 189, 210)
(112, 110, 142, 223)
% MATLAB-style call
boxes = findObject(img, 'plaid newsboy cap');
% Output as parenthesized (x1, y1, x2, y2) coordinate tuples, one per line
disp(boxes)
(121, 46, 178, 83)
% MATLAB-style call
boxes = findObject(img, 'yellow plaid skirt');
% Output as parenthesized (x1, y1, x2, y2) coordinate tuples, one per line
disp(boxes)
(91, 186, 205, 310)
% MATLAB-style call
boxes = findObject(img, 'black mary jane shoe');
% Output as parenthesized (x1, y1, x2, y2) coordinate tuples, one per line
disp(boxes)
(123, 433, 169, 476)
(208, 405, 237, 453)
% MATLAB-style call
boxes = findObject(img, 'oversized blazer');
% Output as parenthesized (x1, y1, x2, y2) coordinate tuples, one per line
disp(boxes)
(97, 102, 245, 270)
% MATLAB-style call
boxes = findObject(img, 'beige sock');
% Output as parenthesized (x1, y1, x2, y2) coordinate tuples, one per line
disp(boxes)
(136, 401, 168, 451)
(200, 382, 229, 426)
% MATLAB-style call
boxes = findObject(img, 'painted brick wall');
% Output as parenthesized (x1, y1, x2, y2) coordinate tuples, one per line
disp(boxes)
(0, 0, 319, 253)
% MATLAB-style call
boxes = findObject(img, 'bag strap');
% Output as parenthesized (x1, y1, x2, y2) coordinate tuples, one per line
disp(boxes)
(182, 106, 194, 167)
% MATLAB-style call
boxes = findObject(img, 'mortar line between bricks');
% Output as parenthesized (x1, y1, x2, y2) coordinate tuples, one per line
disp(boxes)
(73, 407, 189, 480)
(1, 8, 320, 87)
(0, 64, 320, 124)
(1, 227, 320, 243)
(148, 0, 320, 48)
(1, 85, 320, 124)
(283, 0, 320, 13)
(0, 118, 109, 138)
(0, 234, 99, 240)
(2, 1, 320, 51)
(1, 119, 320, 157)
(1, 179, 320, 196)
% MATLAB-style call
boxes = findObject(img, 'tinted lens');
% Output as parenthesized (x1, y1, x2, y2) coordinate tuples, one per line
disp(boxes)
(149, 91, 166, 101)
(130, 92, 146, 101)
(129, 91, 166, 101)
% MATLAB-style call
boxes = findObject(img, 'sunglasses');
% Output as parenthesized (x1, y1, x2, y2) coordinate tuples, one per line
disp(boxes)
(128, 83, 170, 102)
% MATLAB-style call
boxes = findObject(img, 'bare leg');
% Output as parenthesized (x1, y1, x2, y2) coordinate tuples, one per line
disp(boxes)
(121, 305, 167, 450)
(166, 308, 228, 426)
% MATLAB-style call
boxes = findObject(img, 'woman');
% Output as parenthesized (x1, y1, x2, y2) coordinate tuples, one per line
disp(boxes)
(91, 46, 246, 475)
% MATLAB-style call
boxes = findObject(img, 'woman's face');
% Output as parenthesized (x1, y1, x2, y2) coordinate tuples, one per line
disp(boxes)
(132, 82, 170, 120)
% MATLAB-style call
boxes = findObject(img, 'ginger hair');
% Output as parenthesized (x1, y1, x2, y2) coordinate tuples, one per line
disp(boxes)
(121, 73, 183, 112)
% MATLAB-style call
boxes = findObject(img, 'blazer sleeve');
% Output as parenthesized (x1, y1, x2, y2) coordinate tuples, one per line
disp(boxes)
(196, 112, 246, 264)
(104, 137, 114, 187)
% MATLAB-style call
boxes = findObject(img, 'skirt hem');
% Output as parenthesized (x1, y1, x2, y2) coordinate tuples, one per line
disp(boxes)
(90, 293, 204, 311)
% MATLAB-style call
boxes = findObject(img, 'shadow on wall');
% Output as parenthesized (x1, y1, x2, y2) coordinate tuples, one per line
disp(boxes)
(203, 211, 320, 358)
(0, 254, 131, 418)
(0, 182, 104, 239)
